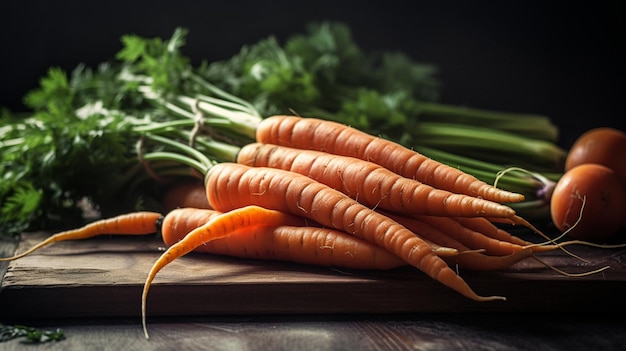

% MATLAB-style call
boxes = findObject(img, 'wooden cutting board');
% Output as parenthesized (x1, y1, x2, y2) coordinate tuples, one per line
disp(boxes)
(1, 231, 625, 319)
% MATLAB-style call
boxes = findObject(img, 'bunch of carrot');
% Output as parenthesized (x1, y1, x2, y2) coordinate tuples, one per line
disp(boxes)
(122, 87, 624, 337)
(2, 112, 616, 339)
(2, 26, 623, 342)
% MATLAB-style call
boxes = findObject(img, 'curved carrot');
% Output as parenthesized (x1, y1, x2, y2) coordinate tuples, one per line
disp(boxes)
(237, 142, 517, 218)
(142, 205, 312, 339)
(0, 212, 162, 261)
(161, 208, 407, 270)
(255, 115, 525, 203)
(204, 162, 506, 303)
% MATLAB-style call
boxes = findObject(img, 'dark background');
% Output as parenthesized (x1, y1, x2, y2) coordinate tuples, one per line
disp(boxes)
(1, 1, 624, 149)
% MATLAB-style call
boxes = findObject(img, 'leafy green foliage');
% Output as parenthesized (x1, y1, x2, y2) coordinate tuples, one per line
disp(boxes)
(23, 67, 74, 115)
(0, 323, 65, 343)
(199, 21, 440, 127)
(373, 53, 440, 102)
(1, 27, 246, 236)
(0, 22, 442, 236)
(0, 21, 561, 236)
(333, 89, 418, 142)
(116, 28, 191, 94)
(0, 63, 150, 235)
(199, 36, 322, 116)
(0, 182, 42, 223)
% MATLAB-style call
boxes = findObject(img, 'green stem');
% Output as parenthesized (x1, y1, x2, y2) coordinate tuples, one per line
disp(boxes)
(133, 119, 196, 133)
(190, 135, 240, 163)
(412, 122, 566, 170)
(138, 84, 260, 143)
(416, 101, 559, 141)
(141, 133, 216, 174)
(141, 151, 208, 175)
(415, 145, 561, 199)
(0, 137, 24, 150)
(176, 95, 260, 140)
(416, 146, 562, 181)
(188, 73, 261, 117)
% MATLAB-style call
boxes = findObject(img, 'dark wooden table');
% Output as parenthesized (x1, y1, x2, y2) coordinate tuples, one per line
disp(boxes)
(1, 232, 625, 350)
(1, 313, 625, 350)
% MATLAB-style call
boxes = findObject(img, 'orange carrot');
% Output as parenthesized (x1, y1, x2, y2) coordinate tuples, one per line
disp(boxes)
(412, 215, 526, 256)
(142, 205, 313, 338)
(453, 216, 532, 246)
(381, 211, 536, 270)
(158, 207, 546, 272)
(159, 207, 222, 236)
(160, 208, 407, 270)
(255, 115, 525, 203)
(237, 142, 517, 218)
(161, 178, 212, 211)
(0, 212, 162, 261)
(449, 217, 561, 254)
(203, 162, 506, 303)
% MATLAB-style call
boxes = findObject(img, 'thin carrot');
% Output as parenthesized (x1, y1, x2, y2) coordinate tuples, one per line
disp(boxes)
(412, 215, 526, 256)
(452, 216, 532, 246)
(0, 212, 162, 261)
(160, 208, 408, 270)
(381, 211, 536, 270)
(385, 213, 472, 253)
(449, 217, 560, 253)
(237, 142, 517, 218)
(142, 205, 314, 339)
(255, 115, 525, 203)
(203, 162, 506, 303)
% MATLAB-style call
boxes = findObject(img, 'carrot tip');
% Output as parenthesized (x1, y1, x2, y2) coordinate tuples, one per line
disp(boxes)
(480, 295, 507, 302)
(433, 247, 459, 257)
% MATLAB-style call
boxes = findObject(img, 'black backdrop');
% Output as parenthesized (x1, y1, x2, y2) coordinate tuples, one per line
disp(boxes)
(1, 1, 624, 149)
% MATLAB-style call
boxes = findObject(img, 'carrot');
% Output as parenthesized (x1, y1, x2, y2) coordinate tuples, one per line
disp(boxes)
(452, 216, 532, 247)
(160, 208, 407, 270)
(158, 140, 518, 218)
(380, 211, 536, 270)
(203, 162, 506, 302)
(389, 212, 581, 271)
(255, 115, 525, 203)
(0, 212, 162, 261)
(237, 142, 517, 218)
(159, 207, 222, 236)
(161, 178, 211, 211)
(411, 215, 526, 256)
(162, 207, 442, 269)
(142, 205, 316, 338)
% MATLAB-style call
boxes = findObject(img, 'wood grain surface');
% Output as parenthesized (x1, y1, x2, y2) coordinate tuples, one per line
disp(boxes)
(2, 313, 625, 351)
(1, 231, 625, 320)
